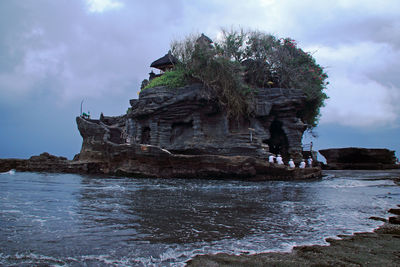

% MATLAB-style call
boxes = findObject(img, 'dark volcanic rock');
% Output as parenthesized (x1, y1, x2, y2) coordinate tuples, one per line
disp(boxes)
(187, 208, 400, 266)
(72, 84, 321, 180)
(388, 208, 400, 215)
(389, 216, 400, 225)
(0, 158, 25, 172)
(75, 116, 320, 180)
(1, 85, 321, 180)
(319, 147, 398, 170)
(0, 152, 105, 174)
(128, 84, 306, 161)
(0, 152, 69, 172)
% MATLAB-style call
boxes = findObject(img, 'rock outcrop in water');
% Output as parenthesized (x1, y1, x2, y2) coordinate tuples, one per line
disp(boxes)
(319, 147, 399, 170)
(0, 152, 102, 174)
(73, 83, 321, 180)
(0, 84, 322, 180)
(80, 84, 306, 161)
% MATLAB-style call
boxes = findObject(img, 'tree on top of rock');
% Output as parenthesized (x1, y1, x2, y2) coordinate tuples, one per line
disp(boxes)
(165, 29, 328, 129)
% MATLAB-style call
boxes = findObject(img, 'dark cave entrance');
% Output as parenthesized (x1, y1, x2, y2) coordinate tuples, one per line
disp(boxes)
(141, 127, 151, 144)
(170, 121, 194, 145)
(109, 128, 123, 144)
(267, 120, 289, 159)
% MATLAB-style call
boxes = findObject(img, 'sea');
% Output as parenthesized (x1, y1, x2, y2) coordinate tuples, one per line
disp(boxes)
(0, 170, 399, 266)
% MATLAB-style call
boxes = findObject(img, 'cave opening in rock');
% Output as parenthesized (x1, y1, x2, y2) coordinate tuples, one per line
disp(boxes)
(267, 120, 289, 159)
(141, 127, 151, 144)
(170, 121, 194, 145)
(109, 128, 123, 144)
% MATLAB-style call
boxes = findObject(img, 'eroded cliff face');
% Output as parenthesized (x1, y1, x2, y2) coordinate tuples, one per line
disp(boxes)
(123, 84, 306, 161)
(73, 83, 319, 180)
(77, 115, 126, 161)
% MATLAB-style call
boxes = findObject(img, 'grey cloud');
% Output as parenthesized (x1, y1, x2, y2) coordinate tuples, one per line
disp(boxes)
(1, 0, 400, 159)
(306, 16, 400, 49)
(0, 0, 191, 107)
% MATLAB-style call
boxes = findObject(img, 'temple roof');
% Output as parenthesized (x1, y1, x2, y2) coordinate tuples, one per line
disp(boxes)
(150, 51, 178, 70)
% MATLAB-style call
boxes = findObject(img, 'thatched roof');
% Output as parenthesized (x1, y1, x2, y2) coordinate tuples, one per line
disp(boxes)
(150, 51, 178, 70)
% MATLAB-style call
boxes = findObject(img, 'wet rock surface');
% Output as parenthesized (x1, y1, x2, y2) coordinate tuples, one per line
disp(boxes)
(0, 148, 321, 180)
(75, 117, 321, 180)
(0, 152, 104, 174)
(187, 207, 400, 266)
(319, 147, 399, 170)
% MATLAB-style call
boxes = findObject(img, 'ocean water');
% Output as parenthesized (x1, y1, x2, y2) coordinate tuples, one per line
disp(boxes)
(0, 170, 399, 266)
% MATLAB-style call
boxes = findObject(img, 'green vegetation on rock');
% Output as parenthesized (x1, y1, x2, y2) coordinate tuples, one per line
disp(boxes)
(143, 68, 187, 90)
(146, 29, 329, 129)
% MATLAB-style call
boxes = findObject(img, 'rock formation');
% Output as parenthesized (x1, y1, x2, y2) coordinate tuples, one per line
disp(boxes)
(0, 83, 321, 180)
(72, 83, 321, 180)
(319, 147, 399, 170)
(78, 83, 308, 162)
(0, 152, 103, 174)
(130, 84, 306, 160)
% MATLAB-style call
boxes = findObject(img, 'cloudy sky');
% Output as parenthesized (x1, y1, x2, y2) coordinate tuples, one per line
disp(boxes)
(1, 0, 399, 159)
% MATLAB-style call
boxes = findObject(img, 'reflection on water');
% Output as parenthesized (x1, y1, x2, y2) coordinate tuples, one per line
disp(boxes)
(0, 170, 399, 266)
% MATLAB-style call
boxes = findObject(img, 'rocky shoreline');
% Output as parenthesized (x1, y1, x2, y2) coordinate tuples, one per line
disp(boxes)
(0, 151, 321, 181)
(0, 152, 104, 175)
(320, 147, 399, 170)
(2, 154, 399, 265)
(187, 205, 400, 266)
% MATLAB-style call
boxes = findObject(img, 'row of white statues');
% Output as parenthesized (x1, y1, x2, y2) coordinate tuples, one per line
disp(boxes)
(268, 154, 313, 168)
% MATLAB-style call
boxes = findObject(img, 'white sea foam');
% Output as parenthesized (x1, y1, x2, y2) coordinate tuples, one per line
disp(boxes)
(32, 219, 47, 226)
(0, 169, 15, 175)
(2, 252, 68, 265)
(1, 170, 399, 266)
(102, 184, 127, 192)
(2, 209, 22, 214)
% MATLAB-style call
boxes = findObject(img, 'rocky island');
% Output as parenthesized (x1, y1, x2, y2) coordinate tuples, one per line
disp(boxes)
(1, 31, 329, 180)
(72, 82, 320, 180)
(0, 84, 321, 180)
(68, 32, 329, 180)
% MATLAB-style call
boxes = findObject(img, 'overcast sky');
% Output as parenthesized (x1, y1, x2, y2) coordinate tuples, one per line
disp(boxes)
(1, 0, 399, 159)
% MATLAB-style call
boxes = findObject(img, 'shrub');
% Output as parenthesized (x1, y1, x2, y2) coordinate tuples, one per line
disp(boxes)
(143, 68, 187, 90)
(171, 33, 253, 119)
(170, 29, 328, 129)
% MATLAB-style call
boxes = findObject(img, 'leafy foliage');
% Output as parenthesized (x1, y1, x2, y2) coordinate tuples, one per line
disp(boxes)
(169, 29, 328, 128)
(143, 68, 187, 90)
(171, 34, 252, 119)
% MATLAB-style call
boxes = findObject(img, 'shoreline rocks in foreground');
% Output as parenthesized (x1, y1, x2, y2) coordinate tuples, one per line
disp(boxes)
(187, 207, 400, 266)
